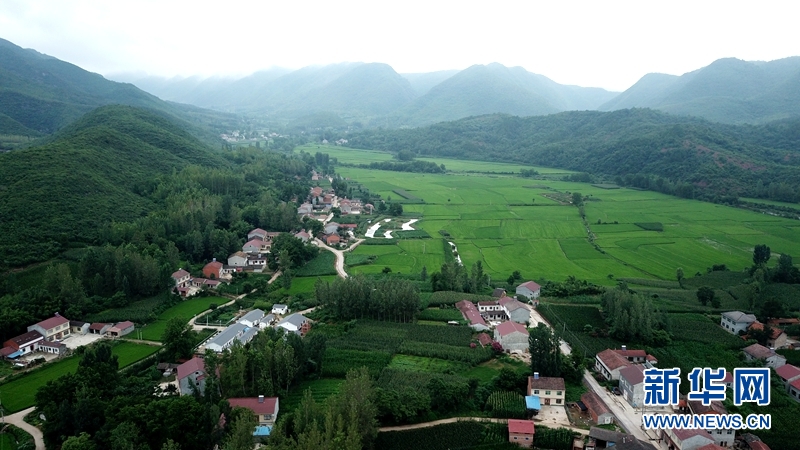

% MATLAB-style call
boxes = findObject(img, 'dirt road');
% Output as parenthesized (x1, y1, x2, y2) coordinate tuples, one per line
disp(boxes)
(379, 416, 589, 436)
(314, 238, 364, 278)
(4, 407, 45, 450)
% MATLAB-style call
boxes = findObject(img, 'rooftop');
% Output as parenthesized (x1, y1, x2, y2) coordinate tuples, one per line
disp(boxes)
(228, 396, 278, 415)
(775, 364, 800, 381)
(176, 356, 205, 381)
(518, 281, 541, 291)
(239, 309, 265, 324)
(34, 314, 70, 330)
(172, 269, 190, 279)
(743, 343, 778, 360)
(596, 348, 633, 371)
(721, 311, 757, 323)
(581, 391, 611, 416)
(278, 313, 308, 328)
(207, 323, 248, 348)
(528, 376, 565, 392)
(671, 427, 713, 441)
(496, 320, 528, 337)
(619, 364, 645, 385)
(7, 330, 44, 346)
(507, 419, 535, 435)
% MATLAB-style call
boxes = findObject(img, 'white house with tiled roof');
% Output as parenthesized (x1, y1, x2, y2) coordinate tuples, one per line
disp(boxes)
(720, 311, 757, 335)
(743, 343, 786, 368)
(27, 313, 70, 341)
(516, 281, 541, 300)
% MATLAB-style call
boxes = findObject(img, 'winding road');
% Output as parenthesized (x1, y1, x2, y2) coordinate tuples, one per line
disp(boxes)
(314, 238, 364, 278)
(4, 407, 45, 450)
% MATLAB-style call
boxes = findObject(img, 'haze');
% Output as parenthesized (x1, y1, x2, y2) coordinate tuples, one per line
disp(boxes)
(1, 0, 799, 91)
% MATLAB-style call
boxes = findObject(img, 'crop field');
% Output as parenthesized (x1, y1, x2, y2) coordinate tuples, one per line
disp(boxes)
(328, 150, 800, 285)
(281, 378, 344, 412)
(0, 342, 159, 413)
(349, 239, 446, 275)
(387, 354, 467, 373)
(139, 296, 228, 341)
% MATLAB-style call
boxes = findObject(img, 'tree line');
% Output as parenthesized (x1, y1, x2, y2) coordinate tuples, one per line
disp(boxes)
(315, 276, 420, 323)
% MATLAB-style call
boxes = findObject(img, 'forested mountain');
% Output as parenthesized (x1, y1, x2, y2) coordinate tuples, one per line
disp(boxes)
(600, 57, 800, 124)
(0, 105, 228, 265)
(117, 62, 617, 126)
(0, 37, 236, 142)
(345, 109, 800, 202)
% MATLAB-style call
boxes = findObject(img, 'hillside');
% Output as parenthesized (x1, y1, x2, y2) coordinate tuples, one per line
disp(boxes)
(0, 105, 227, 265)
(0, 37, 236, 146)
(345, 109, 800, 201)
(600, 57, 800, 124)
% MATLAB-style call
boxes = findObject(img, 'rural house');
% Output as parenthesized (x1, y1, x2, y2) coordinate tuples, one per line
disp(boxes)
(247, 228, 268, 241)
(203, 259, 232, 281)
(492, 288, 507, 298)
(177, 357, 206, 396)
(595, 348, 633, 380)
(618, 365, 645, 407)
(775, 364, 800, 394)
(70, 320, 89, 335)
(478, 301, 508, 321)
(738, 434, 772, 450)
(586, 428, 656, 450)
(106, 321, 135, 338)
(456, 300, 490, 331)
(324, 234, 341, 246)
(661, 428, 715, 450)
(297, 203, 313, 215)
(271, 304, 289, 315)
(172, 269, 191, 288)
(507, 419, 535, 448)
(494, 321, 529, 352)
(2, 331, 44, 357)
(89, 323, 111, 335)
(206, 323, 249, 353)
(228, 251, 249, 267)
(498, 296, 531, 323)
(720, 311, 757, 335)
(788, 378, 800, 403)
(228, 395, 280, 427)
(277, 314, 311, 336)
(243, 238, 266, 254)
(28, 313, 71, 341)
(37, 340, 67, 355)
(239, 309, 265, 328)
(747, 321, 788, 349)
(294, 230, 310, 242)
(688, 400, 735, 447)
(742, 343, 786, 368)
(515, 281, 541, 301)
(581, 391, 614, 424)
(527, 373, 565, 405)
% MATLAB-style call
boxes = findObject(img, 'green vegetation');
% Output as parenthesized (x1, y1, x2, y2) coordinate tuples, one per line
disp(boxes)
(374, 420, 514, 450)
(292, 251, 337, 276)
(417, 307, 464, 322)
(138, 297, 226, 341)
(0, 341, 159, 413)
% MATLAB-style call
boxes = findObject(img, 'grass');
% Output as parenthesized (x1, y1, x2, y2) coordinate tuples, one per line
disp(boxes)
(0, 434, 17, 450)
(329, 156, 800, 286)
(138, 296, 228, 341)
(293, 252, 337, 276)
(387, 354, 466, 373)
(0, 342, 159, 413)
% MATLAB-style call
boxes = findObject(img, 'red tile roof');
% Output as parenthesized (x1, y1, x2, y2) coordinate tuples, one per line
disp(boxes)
(114, 321, 135, 330)
(172, 269, 190, 279)
(0, 346, 15, 357)
(228, 396, 278, 415)
(748, 321, 786, 339)
(615, 349, 647, 358)
(581, 391, 610, 416)
(507, 419, 535, 435)
(34, 314, 69, 331)
(177, 356, 205, 381)
(790, 378, 800, 391)
(249, 228, 267, 236)
(748, 441, 771, 450)
(89, 323, 109, 330)
(6, 330, 44, 347)
(518, 281, 541, 291)
(204, 261, 223, 270)
(775, 364, 800, 381)
(672, 428, 713, 441)
(455, 300, 487, 327)
(743, 343, 777, 360)
(496, 320, 528, 337)
(477, 333, 492, 346)
(688, 400, 727, 415)
(244, 238, 263, 248)
(596, 349, 633, 371)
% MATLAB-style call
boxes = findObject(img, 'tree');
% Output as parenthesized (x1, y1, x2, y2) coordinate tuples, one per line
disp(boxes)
(162, 317, 196, 362)
(420, 265, 428, 281)
(753, 244, 771, 267)
(676, 267, 684, 287)
(62, 433, 97, 450)
(223, 409, 257, 450)
(529, 323, 562, 377)
(571, 192, 583, 205)
(388, 203, 403, 216)
(760, 298, 786, 321)
(696, 286, 715, 307)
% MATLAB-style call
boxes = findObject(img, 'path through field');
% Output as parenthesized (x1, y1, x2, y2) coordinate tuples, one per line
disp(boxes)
(4, 407, 45, 450)
(378, 416, 589, 436)
(314, 238, 365, 278)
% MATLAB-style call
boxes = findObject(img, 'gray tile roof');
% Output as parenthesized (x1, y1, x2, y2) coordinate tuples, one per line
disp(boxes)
(207, 323, 247, 348)
(239, 309, 265, 324)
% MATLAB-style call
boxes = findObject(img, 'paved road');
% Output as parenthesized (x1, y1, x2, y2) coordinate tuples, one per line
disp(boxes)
(314, 238, 365, 278)
(379, 417, 589, 436)
(3, 407, 45, 450)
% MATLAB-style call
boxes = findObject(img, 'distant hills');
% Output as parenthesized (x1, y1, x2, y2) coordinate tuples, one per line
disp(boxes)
(0, 105, 227, 264)
(600, 57, 800, 124)
(345, 109, 800, 201)
(0, 37, 235, 142)
(113, 62, 618, 127)
(117, 56, 800, 127)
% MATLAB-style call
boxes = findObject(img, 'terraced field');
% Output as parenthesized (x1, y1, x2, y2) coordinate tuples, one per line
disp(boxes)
(326, 147, 800, 285)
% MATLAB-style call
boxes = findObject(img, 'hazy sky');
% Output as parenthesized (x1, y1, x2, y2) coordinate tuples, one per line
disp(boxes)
(1, 0, 798, 91)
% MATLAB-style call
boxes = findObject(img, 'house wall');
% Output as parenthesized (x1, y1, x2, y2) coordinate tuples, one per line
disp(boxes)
(508, 432, 534, 448)
(507, 308, 530, 324)
(594, 358, 620, 381)
(179, 372, 205, 396)
(619, 379, 644, 406)
(529, 388, 565, 405)
(788, 384, 800, 403)
(771, 332, 788, 349)
(720, 316, 752, 335)
(500, 332, 529, 352)
(516, 286, 539, 299)
(708, 428, 735, 447)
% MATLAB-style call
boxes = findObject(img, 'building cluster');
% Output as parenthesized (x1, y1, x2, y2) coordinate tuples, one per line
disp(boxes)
(298, 186, 373, 221)
(202, 305, 311, 354)
(454, 281, 540, 353)
(720, 310, 794, 349)
(1, 313, 135, 362)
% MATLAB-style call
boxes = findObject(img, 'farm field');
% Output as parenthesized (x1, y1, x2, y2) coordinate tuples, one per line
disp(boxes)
(139, 296, 228, 341)
(349, 240, 446, 275)
(280, 378, 344, 413)
(331, 152, 800, 285)
(0, 342, 159, 413)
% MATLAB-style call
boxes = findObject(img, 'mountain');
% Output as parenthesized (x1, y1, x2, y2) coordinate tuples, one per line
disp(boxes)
(345, 109, 800, 201)
(390, 63, 617, 127)
(120, 62, 617, 127)
(0, 105, 227, 265)
(600, 57, 800, 124)
(401, 70, 460, 96)
(0, 37, 236, 146)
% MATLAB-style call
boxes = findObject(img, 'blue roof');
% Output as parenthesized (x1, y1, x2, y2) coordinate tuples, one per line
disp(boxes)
(253, 425, 272, 436)
(525, 395, 541, 410)
(7, 350, 23, 359)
